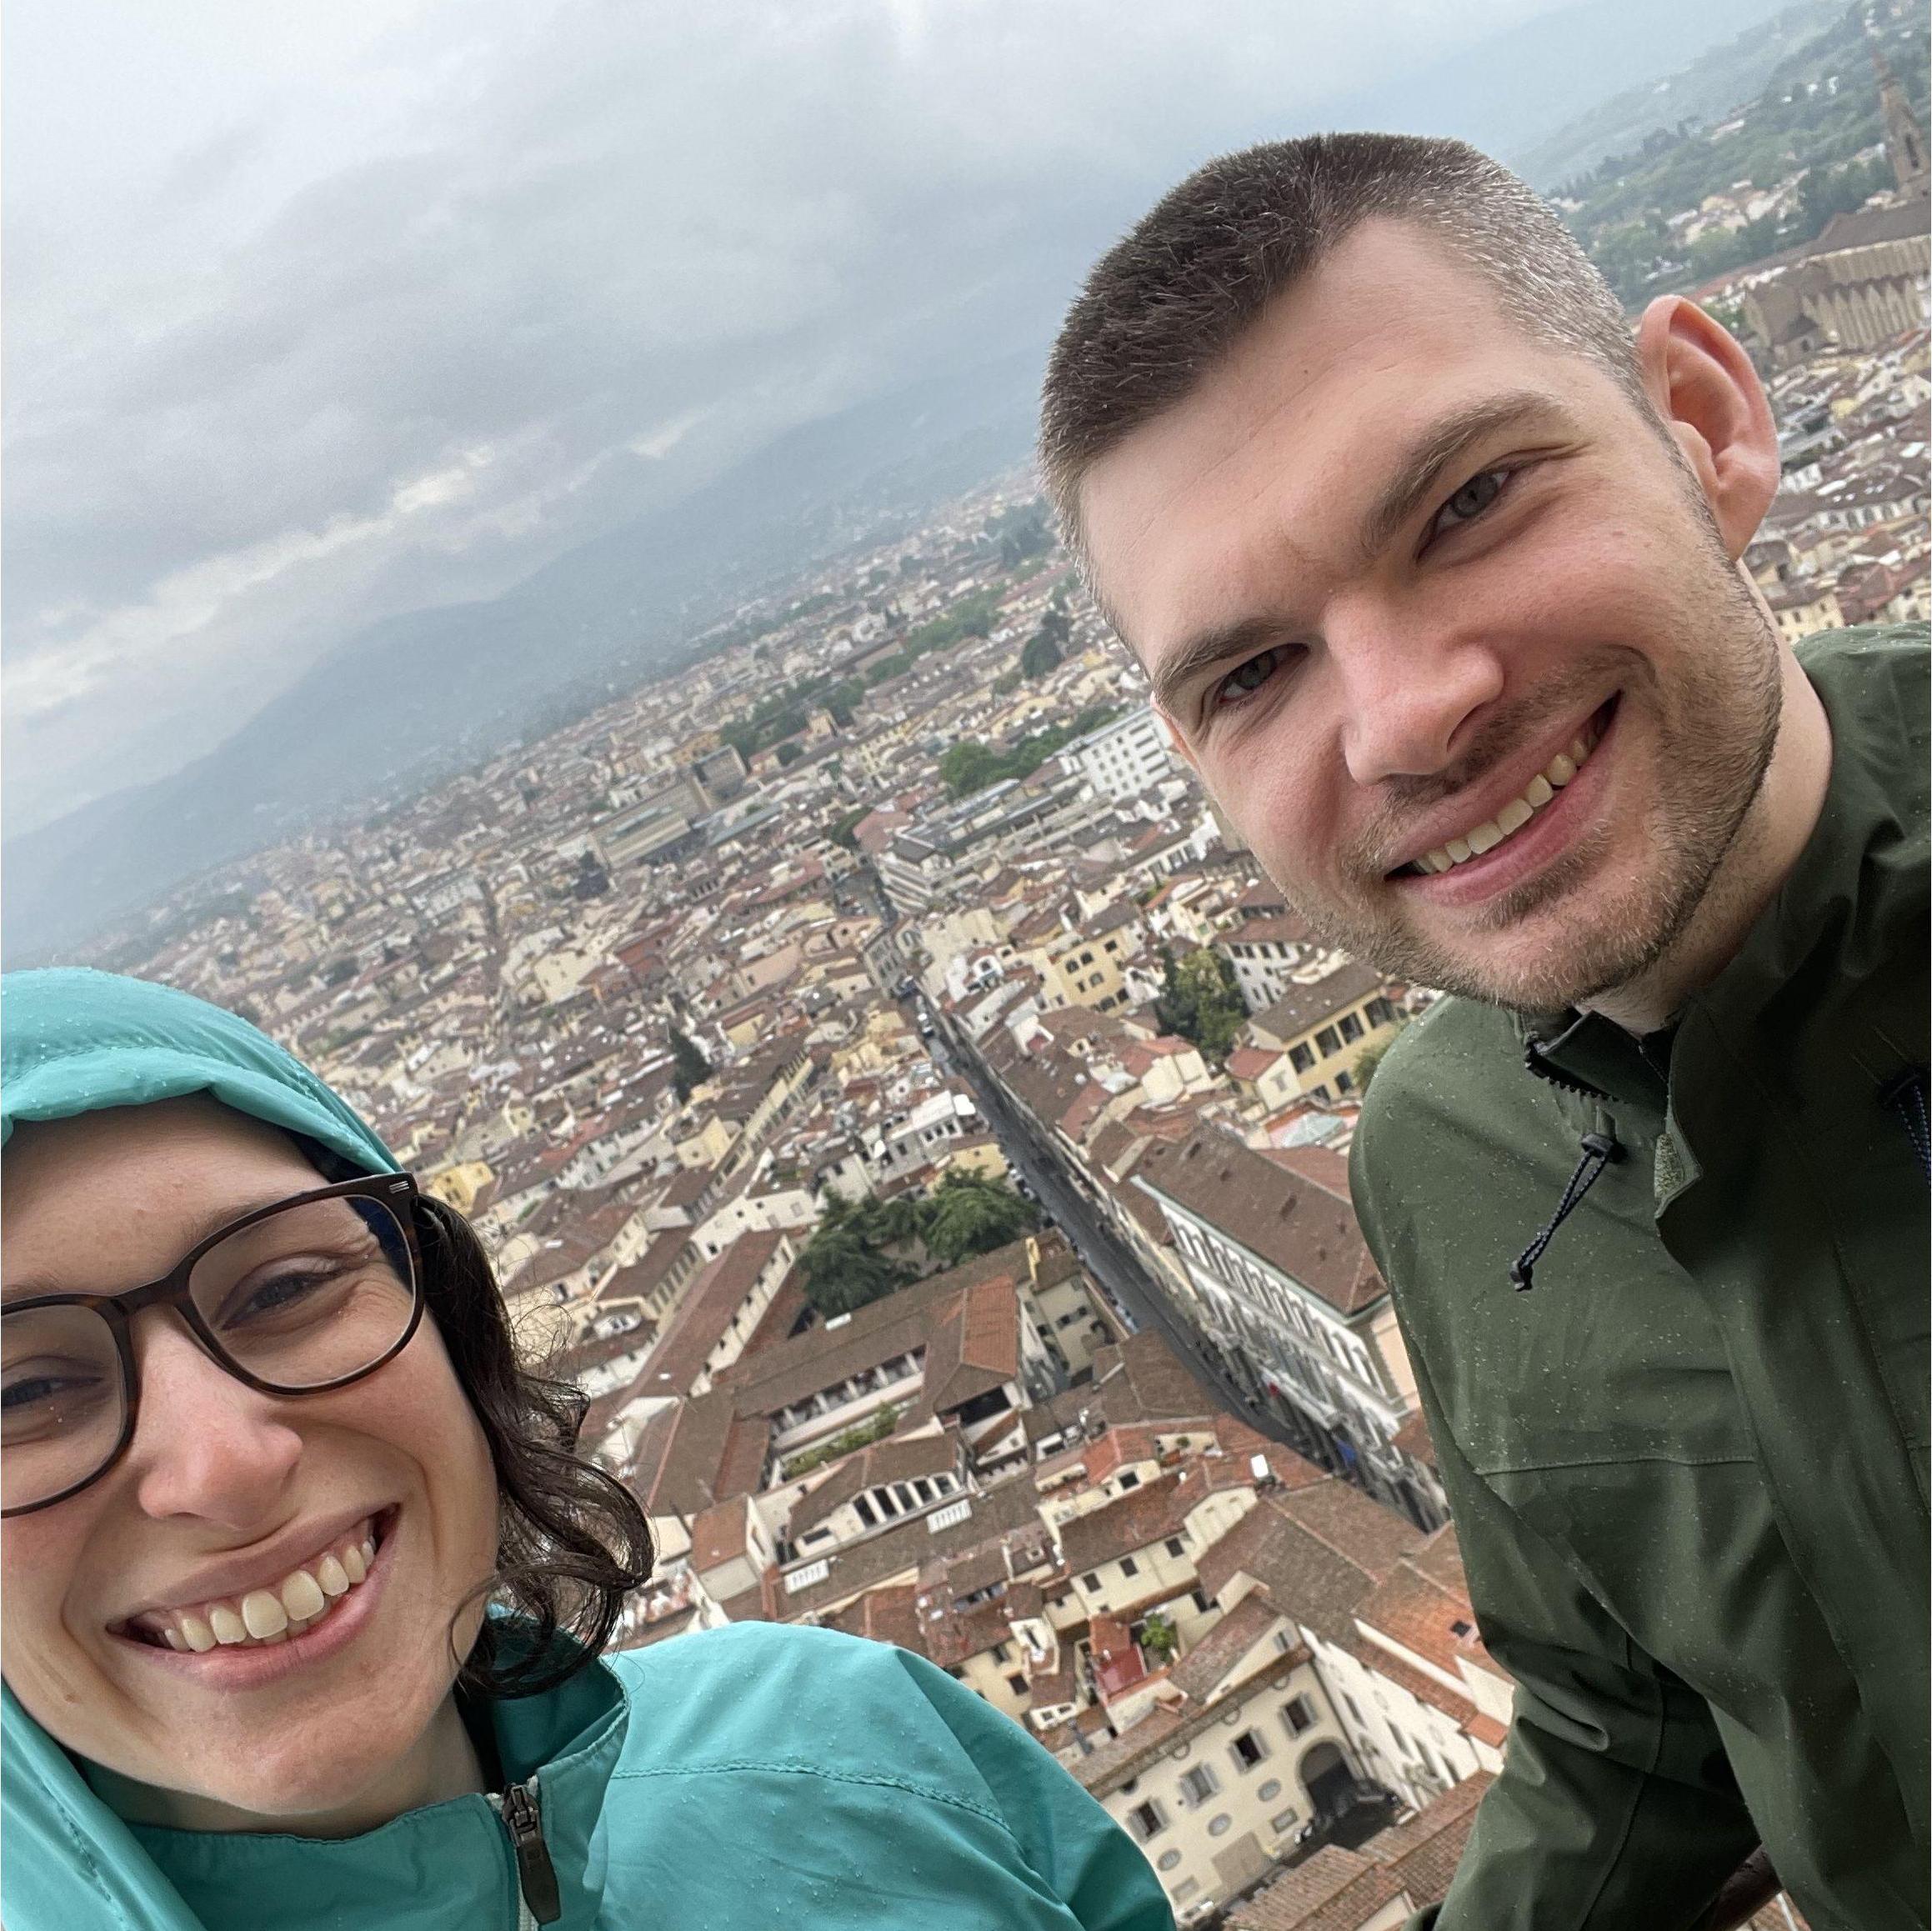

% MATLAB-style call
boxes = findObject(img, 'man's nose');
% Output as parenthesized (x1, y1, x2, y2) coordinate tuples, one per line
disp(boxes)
(1329, 598, 1505, 788)
(124, 1314, 305, 1528)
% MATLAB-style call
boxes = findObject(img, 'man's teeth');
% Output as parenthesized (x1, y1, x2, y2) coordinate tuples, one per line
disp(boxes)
(1411, 724, 1601, 875)
(149, 1524, 378, 1654)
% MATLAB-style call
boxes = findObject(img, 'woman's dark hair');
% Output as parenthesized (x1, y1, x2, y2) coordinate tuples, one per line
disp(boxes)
(293, 1133, 653, 1698)
(415, 1196, 655, 1698)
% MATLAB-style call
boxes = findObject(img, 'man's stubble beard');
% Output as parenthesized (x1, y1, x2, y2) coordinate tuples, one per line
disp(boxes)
(1260, 548, 1785, 1016)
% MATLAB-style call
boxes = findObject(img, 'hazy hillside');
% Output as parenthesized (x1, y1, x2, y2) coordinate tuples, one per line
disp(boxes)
(3, 357, 1040, 963)
(1513, 0, 1841, 187)
(1555, 1, 1929, 303)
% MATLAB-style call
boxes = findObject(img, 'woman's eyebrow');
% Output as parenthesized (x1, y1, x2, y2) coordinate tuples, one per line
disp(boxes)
(1, 1189, 311, 1304)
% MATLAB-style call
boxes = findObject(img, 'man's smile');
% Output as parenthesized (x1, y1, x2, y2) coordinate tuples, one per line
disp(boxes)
(1385, 695, 1619, 906)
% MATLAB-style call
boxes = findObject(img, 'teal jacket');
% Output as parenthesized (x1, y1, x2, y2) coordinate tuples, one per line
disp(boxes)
(0, 970, 1173, 1930)
(3, 1620, 1174, 1931)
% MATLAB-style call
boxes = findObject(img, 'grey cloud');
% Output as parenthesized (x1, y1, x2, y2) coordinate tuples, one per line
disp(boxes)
(6, 0, 1597, 831)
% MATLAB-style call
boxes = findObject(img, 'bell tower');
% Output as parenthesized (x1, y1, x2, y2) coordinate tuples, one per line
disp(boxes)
(1871, 37, 1930, 200)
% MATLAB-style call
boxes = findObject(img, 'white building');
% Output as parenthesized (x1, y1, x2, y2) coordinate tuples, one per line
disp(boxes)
(1064, 706, 1180, 804)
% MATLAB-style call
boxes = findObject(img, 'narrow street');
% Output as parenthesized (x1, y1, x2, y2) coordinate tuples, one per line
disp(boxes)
(937, 1018, 1299, 1447)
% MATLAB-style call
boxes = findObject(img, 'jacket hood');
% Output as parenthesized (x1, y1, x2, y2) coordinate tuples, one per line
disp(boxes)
(1, 967, 395, 1173)
(0, 968, 401, 1929)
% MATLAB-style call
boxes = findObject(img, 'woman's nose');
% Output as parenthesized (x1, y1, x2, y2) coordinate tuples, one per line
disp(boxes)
(124, 1314, 305, 1528)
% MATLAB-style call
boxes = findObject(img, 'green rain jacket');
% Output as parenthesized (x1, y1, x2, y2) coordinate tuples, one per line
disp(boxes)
(0, 968, 1174, 1931)
(1350, 625, 1929, 1931)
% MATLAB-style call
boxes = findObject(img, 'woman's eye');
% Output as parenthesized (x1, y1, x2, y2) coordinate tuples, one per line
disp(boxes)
(1210, 646, 1287, 712)
(1429, 468, 1509, 541)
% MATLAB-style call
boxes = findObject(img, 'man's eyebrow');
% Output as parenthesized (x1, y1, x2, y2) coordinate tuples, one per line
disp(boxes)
(1148, 614, 1289, 721)
(1357, 389, 1580, 565)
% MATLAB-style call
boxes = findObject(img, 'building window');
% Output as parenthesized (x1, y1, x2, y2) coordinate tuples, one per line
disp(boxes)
(853, 1495, 877, 1528)
(1172, 1878, 1199, 1905)
(1281, 1696, 1318, 1737)
(1365, 996, 1395, 1027)
(1338, 1012, 1363, 1044)
(1155, 1849, 1182, 1873)
(1119, 1556, 1139, 1578)
(1257, 1778, 1282, 1803)
(1289, 1043, 1316, 1074)
(1118, 1469, 1140, 1490)
(1082, 1572, 1102, 1593)
(1315, 1026, 1341, 1056)
(1192, 1588, 1211, 1613)
(1341, 1691, 1365, 1725)
(1230, 1729, 1269, 1770)
(1269, 1807, 1299, 1833)
(1006, 1673, 1028, 1697)
(1206, 1813, 1233, 1838)
(1334, 1070, 1354, 1094)
(1165, 1537, 1187, 1558)
(1127, 1799, 1168, 1842)
(994, 1641, 1011, 1663)
(1178, 1763, 1220, 1807)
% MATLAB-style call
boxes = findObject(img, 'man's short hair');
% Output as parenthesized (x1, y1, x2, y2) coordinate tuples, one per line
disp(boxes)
(1040, 133, 1644, 550)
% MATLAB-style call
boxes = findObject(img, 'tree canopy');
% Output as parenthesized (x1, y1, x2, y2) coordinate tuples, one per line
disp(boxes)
(1154, 944, 1248, 1064)
(798, 1172, 1040, 1318)
(939, 703, 1120, 799)
(920, 1170, 1040, 1270)
(669, 1025, 713, 1102)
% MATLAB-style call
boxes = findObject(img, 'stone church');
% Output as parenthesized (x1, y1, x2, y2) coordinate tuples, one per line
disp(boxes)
(1741, 45, 1929, 366)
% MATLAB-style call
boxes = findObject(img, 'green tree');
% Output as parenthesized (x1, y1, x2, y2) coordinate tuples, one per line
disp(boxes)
(798, 1190, 930, 1317)
(919, 1170, 1040, 1269)
(939, 740, 1007, 796)
(1139, 1610, 1179, 1666)
(1019, 628, 1064, 680)
(1155, 947, 1248, 1063)
(669, 1026, 713, 1103)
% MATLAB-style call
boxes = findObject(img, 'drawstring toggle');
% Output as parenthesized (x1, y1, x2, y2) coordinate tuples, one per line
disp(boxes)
(1510, 1128, 1622, 1292)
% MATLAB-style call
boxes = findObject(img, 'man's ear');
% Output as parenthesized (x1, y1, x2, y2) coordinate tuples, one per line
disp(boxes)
(1634, 296, 1781, 560)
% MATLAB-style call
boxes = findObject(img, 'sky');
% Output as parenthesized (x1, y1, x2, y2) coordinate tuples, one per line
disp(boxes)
(3, 0, 1756, 838)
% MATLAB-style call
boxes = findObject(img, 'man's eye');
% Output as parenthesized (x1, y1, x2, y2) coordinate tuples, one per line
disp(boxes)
(1210, 646, 1287, 712)
(1429, 468, 1510, 540)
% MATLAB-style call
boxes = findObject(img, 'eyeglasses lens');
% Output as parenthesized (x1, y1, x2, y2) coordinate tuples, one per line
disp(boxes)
(2, 1195, 416, 1513)
(189, 1196, 415, 1391)
(1, 1303, 124, 1514)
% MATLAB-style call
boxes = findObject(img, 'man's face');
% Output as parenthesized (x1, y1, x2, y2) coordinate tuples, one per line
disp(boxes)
(1079, 218, 1781, 1012)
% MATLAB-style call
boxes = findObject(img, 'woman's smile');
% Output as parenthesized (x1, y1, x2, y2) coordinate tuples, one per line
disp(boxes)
(109, 1509, 398, 1687)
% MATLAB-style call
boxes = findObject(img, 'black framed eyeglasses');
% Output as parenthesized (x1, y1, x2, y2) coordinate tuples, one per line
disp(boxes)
(1, 1173, 425, 1517)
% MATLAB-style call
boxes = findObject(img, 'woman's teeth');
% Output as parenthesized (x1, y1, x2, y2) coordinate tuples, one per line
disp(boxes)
(1409, 718, 1604, 876)
(144, 1523, 378, 1654)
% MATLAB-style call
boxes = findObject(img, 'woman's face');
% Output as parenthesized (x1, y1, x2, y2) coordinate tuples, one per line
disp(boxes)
(1, 1098, 498, 1827)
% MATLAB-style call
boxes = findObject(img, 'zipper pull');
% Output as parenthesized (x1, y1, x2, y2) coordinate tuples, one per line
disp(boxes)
(498, 1774, 563, 1926)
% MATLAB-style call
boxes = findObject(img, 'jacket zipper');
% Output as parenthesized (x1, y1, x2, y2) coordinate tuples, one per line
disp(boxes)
(488, 1773, 563, 1928)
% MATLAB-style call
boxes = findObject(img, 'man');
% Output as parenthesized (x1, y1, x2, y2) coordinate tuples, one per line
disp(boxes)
(1040, 134, 1927, 1928)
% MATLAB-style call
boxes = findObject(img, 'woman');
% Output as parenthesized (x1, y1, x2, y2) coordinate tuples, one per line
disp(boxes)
(2, 968, 1173, 1931)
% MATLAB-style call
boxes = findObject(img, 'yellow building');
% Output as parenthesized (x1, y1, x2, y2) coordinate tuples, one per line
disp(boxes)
(422, 1159, 494, 1215)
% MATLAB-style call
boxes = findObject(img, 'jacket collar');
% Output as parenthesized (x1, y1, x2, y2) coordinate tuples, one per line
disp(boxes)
(1517, 628, 1925, 1106)
(3, 1633, 629, 1931)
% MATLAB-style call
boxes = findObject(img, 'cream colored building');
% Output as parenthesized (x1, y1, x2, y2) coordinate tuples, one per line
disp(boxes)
(1079, 1602, 1359, 1921)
